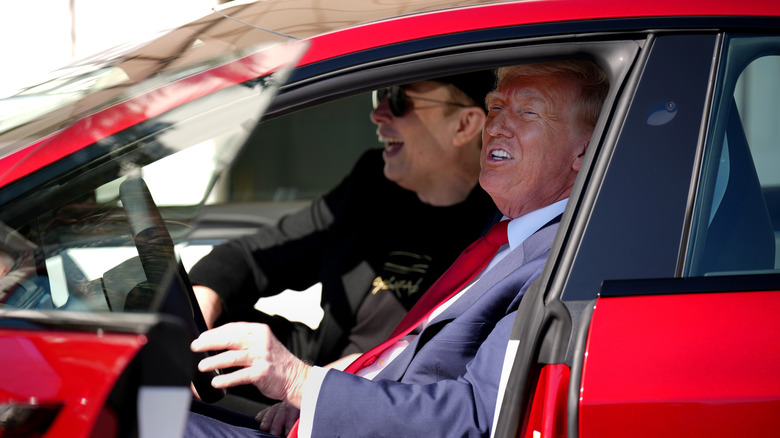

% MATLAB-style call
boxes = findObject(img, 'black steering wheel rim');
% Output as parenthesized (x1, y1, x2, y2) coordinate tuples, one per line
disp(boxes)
(120, 176, 225, 403)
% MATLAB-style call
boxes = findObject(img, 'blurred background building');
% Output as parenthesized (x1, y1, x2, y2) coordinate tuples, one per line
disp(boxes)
(0, 0, 231, 96)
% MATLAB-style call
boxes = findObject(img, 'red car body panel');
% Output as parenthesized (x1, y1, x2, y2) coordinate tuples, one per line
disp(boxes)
(297, 0, 780, 67)
(579, 291, 780, 437)
(522, 364, 569, 438)
(0, 329, 145, 437)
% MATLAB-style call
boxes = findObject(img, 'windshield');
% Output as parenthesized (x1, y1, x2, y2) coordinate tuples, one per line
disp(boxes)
(0, 41, 307, 315)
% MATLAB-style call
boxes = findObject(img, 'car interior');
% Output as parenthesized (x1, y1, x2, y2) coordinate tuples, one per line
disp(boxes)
(690, 98, 775, 275)
(686, 41, 780, 276)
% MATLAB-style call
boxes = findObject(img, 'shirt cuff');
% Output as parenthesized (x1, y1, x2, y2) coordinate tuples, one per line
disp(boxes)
(298, 366, 328, 438)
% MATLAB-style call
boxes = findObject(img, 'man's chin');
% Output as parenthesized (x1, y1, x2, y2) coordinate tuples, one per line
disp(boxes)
(383, 166, 401, 183)
(383, 165, 412, 189)
(478, 172, 500, 193)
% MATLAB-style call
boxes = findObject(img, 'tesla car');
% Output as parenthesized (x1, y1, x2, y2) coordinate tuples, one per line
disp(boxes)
(1, 0, 779, 437)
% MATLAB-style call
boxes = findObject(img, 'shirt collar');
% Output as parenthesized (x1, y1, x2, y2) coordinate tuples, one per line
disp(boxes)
(505, 199, 568, 251)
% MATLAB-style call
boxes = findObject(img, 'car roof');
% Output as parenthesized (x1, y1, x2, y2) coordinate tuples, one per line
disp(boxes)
(209, 0, 780, 65)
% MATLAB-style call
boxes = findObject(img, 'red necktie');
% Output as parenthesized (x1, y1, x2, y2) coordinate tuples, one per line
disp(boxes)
(286, 219, 508, 437)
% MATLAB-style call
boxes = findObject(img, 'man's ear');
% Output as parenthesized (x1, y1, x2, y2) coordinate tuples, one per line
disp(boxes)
(571, 140, 590, 172)
(453, 108, 487, 147)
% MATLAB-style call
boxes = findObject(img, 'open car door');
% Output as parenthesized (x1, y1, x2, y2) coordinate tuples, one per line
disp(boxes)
(0, 17, 308, 436)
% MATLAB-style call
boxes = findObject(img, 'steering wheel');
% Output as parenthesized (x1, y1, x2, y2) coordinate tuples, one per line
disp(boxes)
(119, 176, 226, 403)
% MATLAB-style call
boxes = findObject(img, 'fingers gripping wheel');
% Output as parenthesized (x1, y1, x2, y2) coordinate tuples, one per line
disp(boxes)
(119, 176, 226, 403)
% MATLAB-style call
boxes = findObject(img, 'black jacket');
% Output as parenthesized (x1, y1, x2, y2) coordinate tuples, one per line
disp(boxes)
(189, 149, 497, 365)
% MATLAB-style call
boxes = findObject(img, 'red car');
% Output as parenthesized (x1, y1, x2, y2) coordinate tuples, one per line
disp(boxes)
(1, 0, 779, 436)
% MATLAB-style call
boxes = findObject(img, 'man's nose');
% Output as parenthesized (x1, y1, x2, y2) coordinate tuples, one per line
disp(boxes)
(484, 112, 510, 137)
(370, 97, 393, 124)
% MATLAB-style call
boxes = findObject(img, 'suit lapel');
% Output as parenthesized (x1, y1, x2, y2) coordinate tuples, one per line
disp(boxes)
(432, 216, 560, 323)
(375, 219, 561, 382)
(432, 245, 526, 323)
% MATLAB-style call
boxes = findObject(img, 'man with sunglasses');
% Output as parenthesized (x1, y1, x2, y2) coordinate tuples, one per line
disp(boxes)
(188, 71, 498, 408)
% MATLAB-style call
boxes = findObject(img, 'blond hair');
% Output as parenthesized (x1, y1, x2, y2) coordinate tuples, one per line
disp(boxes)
(496, 59, 609, 129)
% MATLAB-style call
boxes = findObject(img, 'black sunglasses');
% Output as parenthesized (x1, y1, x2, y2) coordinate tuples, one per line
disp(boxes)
(372, 86, 468, 117)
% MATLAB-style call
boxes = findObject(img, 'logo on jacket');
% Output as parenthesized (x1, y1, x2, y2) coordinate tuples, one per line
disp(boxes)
(371, 251, 432, 302)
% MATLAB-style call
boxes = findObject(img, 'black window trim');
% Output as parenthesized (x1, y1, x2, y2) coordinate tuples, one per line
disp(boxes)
(599, 272, 780, 298)
(677, 32, 724, 275)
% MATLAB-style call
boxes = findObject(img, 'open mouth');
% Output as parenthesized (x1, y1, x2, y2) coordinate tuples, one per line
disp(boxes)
(489, 149, 513, 161)
(380, 135, 404, 156)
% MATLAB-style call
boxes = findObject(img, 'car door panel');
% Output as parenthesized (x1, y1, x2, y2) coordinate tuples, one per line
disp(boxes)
(0, 314, 192, 437)
(579, 286, 780, 437)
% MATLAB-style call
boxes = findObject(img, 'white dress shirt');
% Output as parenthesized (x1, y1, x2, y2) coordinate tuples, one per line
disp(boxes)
(297, 199, 567, 437)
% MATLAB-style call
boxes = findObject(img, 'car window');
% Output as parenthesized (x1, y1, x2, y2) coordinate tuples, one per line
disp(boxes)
(686, 35, 780, 276)
(224, 93, 377, 203)
(0, 73, 280, 314)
